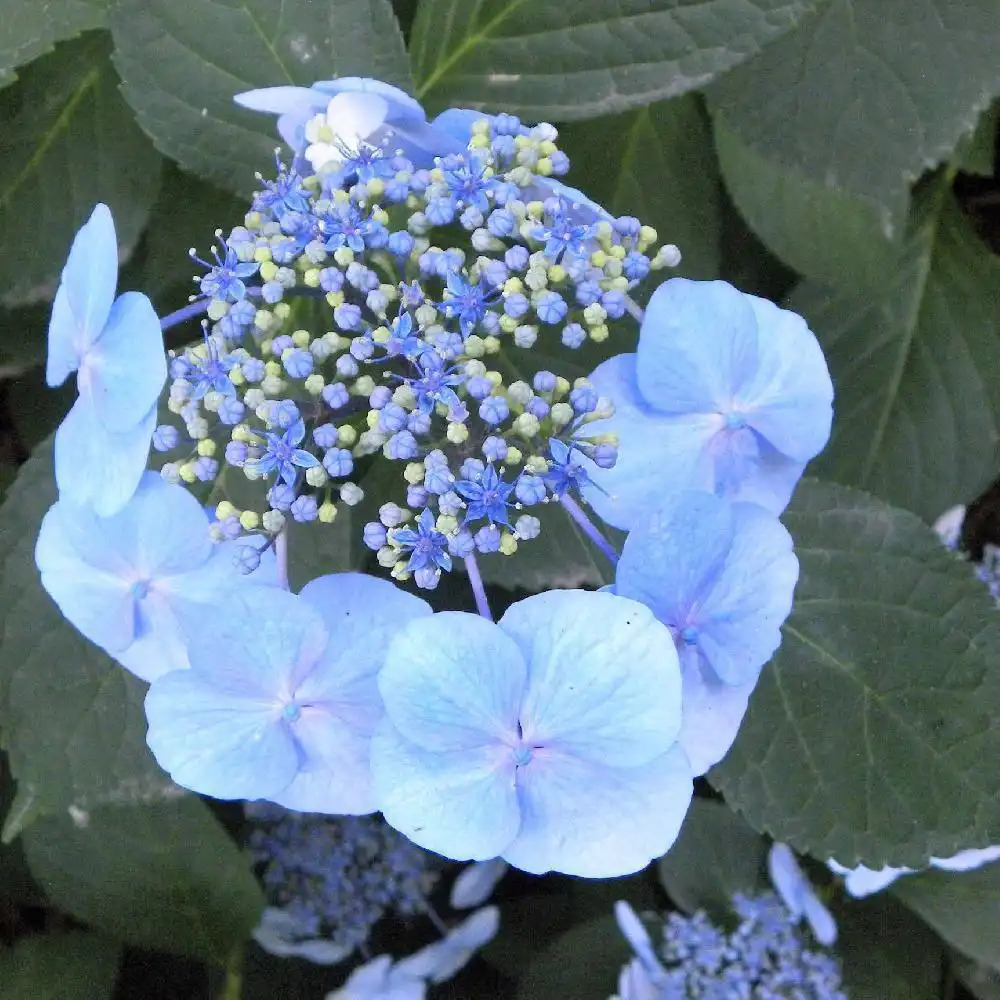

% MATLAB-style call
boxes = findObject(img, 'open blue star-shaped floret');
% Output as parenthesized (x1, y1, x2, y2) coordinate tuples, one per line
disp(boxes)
(442, 151, 498, 214)
(250, 418, 321, 486)
(392, 509, 453, 587)
(191, 234, 260, 302)
(175, 333, 237, 399)
(531, 203, 597, 262)
(320, 203, 384, 253)
(401, 351, 465, 414)
(454, 464, 515, 527)
(543, 438, 592, 498)
(438, 272, 499, 338)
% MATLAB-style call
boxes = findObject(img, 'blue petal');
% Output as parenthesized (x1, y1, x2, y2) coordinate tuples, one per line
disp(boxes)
(673, 648, 758, 776)
(88, 291, 166, 430)
(317, 77, 426, 123)
(268, 710, 377, 814)
(429, 107, 487, 143)
(46, 203, 117, 388)
(768, 843, 837, 945)
(501, 745, 693, 877)
(636, 278, 760, 414)
(233, 85, 326, 115)
(181, 588, 329, 699)
(371, 723, 520, 861)
(144, 669, 299, 800)
(378, 611, 526, 752)
(498, 590, 682, 767)
(449, 859, 508, 909)
(403, 907, 500, 984)
(617, 492, 797, 687)
(737, 293, 834, 461)
(54, 398, 157, 516)
(35, 502, 136, 653)
(578, 353, 717, 530)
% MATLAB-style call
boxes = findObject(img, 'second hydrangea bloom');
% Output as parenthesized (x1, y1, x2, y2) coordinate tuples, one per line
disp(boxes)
(371, 589, 694, 878)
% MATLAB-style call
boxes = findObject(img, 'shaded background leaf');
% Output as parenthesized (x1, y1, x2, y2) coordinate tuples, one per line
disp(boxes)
(710, 479, 1000, 866)
(0, 931, 121, 999)
(411, 0, 824, 119)
(0, 31, 162, 307)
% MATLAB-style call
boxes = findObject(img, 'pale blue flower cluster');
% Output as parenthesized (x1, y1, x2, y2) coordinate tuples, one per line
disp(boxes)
(612, 894, 847, 1000)
(34, 76, 835, 881)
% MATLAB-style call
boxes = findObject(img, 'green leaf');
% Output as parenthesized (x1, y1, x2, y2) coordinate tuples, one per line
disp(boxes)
(709, 478, 1000, 867)
(953, 951, 1000, 1000)
(286, 507, 359, 592)
(559, 95, 721, 280)
(411, 0, 823, 120)
(0, 441, 175, 835)
(0, 0, 106, 90)
(788, 178, 1000, 521)
(516, 914, 628, 1000)
(956, 99, 999, 178)
(0, 31, 162, 307)
(833, 891, 944, 1000)
(893, 861, 1000, 974)
(109, 0, 411, 195)
(709, 0, 1000, 234)
(713, 113, 895, 292)
(657, 798, 769, 921)
(0, 931, 121, 999)
(23, 797, 264, 964)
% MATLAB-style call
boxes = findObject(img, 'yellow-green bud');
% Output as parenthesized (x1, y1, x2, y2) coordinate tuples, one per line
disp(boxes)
(354, 375, 375, 396)
(207, 299, 229, 321)
(583, 303, 607, 326)
(499, 315, 519, 334)
(525, 455, 548, 475)
(555, 376, 571, 396)
(393, 385, 416, 409)
(216, 501, 237, 520)
(500, 533, 518, 556)
(229, 364, 245, 386)
(179, 462, 197, 483)
(304, 373, 325, 395)
(303, 268, 321, 287)
(550, 402, 574, 428)
(377, 545, 398, 569)
(262, 510, 285, 533)
(436, 514, 459, 535)
(447, 422, 469, 444)
(197, 439, 217, 457)
(337, 425, 358, 447)
(292, 328, 310, 348)
(507, 380, 533, 406)
(513, 413, 540, 439)
(306, 466, 328, 488)
(464, 335, 486, 358)
(503, 276, 524, 295)
(253, 246, 273, 264)
(261, 374, 284, 395)
(486, 370, 503, 388)
(264, 359, 282, 375)
(318, 502, 337, 523)
(333, 247, 354, 267)
(240, 510, 260, 530)
(589, 324, 609, 343)
(464, 359, 487, 377)
(483, 335, 501, 354)
(506, 446, 523, 465)
(590, 249, 607, 268)
(187, 417, 209, 439)
(404, 462, 425, 485)
(326, 290, 345, 308)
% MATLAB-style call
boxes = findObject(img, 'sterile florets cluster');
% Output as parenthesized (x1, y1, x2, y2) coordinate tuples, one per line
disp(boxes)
(151, 113, 678, 587)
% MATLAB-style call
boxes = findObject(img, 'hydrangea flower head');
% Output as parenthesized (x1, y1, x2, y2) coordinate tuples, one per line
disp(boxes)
(145, 573, 430, 810)
(613, 490, 798, 775)
(47, 204, 166, 515)
(34, 472, 272, 681)
(582, 278, 833, 529)
(371, 589, 693, 877)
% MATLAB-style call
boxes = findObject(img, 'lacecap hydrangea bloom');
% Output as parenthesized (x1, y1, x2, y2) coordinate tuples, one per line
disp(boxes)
(612, 894, 846, 1000)
(35, 72, 836, 884)
(46, 204, 166, 516)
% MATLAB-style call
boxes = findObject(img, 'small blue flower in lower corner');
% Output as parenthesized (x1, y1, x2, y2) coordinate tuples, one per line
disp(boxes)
(370, 589, 693, 878)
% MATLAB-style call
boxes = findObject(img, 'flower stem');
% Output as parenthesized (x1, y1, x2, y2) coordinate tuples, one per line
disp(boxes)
(623, 294, 645, 324)
(275, 529, 289, 590)
(464, 553, 493, 620)
(560, 494, 619, 567)
(160, 299, 209, 331)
